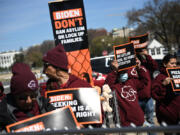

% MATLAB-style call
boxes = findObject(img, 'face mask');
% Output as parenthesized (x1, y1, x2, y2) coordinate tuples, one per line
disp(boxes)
(119, 73, 128, 82)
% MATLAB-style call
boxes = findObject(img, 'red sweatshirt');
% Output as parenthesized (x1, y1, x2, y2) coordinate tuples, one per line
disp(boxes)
(40, 74, 103, 127)
(105, 67, 149, 126)
(141, 55, 159, 74)
(127, 66, 151, 100)
(151, 66, 180, 125)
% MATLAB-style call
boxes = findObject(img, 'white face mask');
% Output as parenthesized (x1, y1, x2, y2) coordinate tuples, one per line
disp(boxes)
(119, 73, 128, 82)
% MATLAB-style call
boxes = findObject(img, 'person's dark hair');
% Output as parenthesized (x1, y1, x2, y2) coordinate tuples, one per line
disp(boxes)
(162, 53, 177, 65)
(135, 47, 147, 53)
(136, 54, 144, 62)
(82, 72, 90, 83)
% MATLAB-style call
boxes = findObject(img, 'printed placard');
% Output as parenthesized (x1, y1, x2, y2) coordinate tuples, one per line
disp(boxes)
(48, 0, 94, 86)
(113, 42, 136, 71)
(166, 67, 180, 92)
(128, 33, 149, 49)
(6, 106, 79, 133)
(48, 0, 88, 52)
(45, 88, 102, 125)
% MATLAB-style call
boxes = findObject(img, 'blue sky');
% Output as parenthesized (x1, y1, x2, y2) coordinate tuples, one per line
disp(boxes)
(0, 0, 145, 52)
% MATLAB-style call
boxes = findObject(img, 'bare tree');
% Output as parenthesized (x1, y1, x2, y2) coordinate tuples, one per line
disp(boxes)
(40, 40, 55, 55)
(24, 40, 55, 67)
(126, 0, 180, 51)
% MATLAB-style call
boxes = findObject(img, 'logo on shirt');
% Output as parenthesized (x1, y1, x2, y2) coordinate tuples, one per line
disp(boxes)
(131, 67, 137, 76)
(28, 80, 37, 90)
(121, 85, 136, 101)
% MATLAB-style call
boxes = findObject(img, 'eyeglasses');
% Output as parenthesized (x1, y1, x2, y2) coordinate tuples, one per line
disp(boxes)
(16, 92, 37, 101)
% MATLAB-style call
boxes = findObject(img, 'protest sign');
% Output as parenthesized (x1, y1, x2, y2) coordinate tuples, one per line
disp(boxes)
(166, 67, 180, 92)
(48, 0, 93, 85)
(45, 87, 102, 125)
(6, 106, 79, 133)
(48, 0, 88, 51)
(129, 33, 149, 49)
(113, 42, 136, 71)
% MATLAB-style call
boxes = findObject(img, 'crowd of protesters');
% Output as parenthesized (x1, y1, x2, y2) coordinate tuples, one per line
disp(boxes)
(0, 44, 179, 133)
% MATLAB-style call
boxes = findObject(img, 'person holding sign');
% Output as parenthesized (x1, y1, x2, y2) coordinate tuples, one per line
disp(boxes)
(0, 63, 55, 132)
(130, 34, 158, 132)
(41, 45, 91, 95)
(129, 33, 159, 79)
(127, 55, 155, 129)
(42, 45, 104, 128)
(105, 57, 149, 127)
(152, 54, 180, 125)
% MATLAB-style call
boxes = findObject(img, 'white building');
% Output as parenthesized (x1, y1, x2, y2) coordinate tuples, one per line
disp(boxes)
(112, 27, 134, 38)
(0, 51, 21, 68)
(147, 39, 165, 60)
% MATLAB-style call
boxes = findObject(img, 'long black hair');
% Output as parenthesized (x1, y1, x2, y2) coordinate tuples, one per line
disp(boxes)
(162, 53, 177, 65)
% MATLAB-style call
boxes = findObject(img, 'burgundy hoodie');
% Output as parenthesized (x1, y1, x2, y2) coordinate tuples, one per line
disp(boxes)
(141, 55, 159, 74)
(40, 74, 103, 127)
(152, 66, 180, 125)
(105, 67, 149, 126)
(127, 66, 151, 100)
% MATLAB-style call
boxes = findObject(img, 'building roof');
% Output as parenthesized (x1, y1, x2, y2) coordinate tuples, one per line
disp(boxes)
(148, 39, 163, 48)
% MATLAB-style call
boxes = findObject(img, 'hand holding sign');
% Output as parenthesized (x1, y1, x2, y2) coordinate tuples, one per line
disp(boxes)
(162, 77, 173, 86)
(111, 60, 119, 71)
(113, 42, 136, 72)
(135, 56, 141, 69)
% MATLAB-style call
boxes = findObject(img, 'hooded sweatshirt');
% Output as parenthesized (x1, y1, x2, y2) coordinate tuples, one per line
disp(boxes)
(151, 66, 180, 125)
(105, 67, 149, 126)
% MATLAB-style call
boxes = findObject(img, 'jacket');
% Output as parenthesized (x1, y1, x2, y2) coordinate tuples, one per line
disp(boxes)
(0, 93, 55, 131)
(151, 66, 180, 125)
(105, 67, 149, 126)
(127, 66, 151, 100)
(140, 55, 159, 75)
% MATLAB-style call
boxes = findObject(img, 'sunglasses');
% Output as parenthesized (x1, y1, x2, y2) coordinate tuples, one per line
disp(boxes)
(16, 92, 37, 101)
(44, 63, 58, 69)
